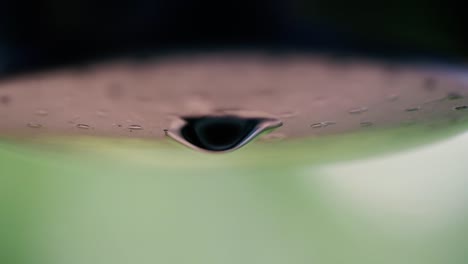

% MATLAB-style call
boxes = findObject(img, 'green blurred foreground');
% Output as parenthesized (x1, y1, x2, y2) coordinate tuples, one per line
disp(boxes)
(1, 123, 468, 264)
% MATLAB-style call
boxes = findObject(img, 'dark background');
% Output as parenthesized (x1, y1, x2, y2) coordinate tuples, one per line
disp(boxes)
(0, 0, 466, 76)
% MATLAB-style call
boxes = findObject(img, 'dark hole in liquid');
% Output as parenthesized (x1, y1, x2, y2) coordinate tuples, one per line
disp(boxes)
(180, 116, 262, 151)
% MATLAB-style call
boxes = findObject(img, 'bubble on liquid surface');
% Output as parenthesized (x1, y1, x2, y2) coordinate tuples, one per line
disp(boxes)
(453, 105, 468, 111)
(348, 107, 368, 115)
(165, 114, 282, 153)
(360, 121, 374, 127)
(277, 110, 299, 119)
(76, 124, 91, 129)
(310, 121, 336, 128)
(447, 92, 463, 100)
(405, 106, 421, 112)
(27, 122, 42, 128)
(128, 125, 143, 130)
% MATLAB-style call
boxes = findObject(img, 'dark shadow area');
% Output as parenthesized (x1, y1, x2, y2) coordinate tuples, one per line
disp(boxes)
(0, 0, 466, 77)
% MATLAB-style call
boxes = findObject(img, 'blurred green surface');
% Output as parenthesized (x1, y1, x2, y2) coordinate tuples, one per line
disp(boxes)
(1, 122, 468, 264)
